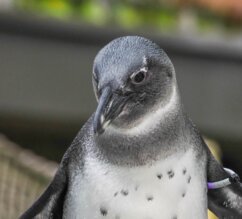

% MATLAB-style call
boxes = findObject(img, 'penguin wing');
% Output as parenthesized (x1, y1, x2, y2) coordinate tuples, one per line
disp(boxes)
(19, 161, 68, 219)
(207, 149, 242, 218)
(19, 116, 92, 219)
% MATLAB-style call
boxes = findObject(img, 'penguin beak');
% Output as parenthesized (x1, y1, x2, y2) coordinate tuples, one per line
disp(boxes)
(93, 86, 129, 135)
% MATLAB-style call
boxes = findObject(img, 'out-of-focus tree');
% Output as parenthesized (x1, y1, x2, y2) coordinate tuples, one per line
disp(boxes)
(15, 0, 242, 33)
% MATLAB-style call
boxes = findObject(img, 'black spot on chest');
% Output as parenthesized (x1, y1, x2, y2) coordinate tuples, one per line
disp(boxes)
(182, 168, 187, 175)
(157, 173, 163, 179)
(121, 189, 129, 196)
(100, 207, 108, 216)
(187, 175, 191, 184)
(167, 170, 175, 178)
(135, 185, 139, 191)
(146, 195, 154, 201)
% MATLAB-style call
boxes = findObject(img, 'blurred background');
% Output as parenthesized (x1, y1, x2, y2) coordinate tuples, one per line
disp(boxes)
(0, 0, 241, 218)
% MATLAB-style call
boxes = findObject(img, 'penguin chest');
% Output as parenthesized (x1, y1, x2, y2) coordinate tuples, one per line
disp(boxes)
(64, 150, 207, 219)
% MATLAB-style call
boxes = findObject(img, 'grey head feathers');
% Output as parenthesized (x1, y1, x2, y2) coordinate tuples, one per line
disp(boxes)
(90, 36, 194, 166)
(93, 36, 173, 90)
(93, 36, 179, 133)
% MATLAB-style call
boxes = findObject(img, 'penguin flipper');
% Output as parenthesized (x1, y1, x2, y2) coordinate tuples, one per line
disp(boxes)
(19, 165, 67, 219)
(207, 150, 242, 218)
(19, 116, 92, 219)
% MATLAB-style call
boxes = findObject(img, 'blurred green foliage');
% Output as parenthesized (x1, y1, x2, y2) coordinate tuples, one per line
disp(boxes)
(15, 0, 242, 34)
(16, 0, 178, 30)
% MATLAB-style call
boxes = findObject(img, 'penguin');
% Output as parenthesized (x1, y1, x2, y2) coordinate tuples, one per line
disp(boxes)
(20, 36, 242, 219)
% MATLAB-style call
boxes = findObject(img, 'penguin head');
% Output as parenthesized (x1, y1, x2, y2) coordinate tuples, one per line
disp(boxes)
(92, 36, 178, 135)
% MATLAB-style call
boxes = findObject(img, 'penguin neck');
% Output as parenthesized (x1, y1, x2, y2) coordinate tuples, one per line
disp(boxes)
(113, 84, 180, 136)
(93, 88, 191, 166)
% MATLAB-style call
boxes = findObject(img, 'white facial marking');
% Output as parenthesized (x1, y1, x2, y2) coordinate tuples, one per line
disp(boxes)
(139, 66, 148, 73)
(142, 56, 148, 66)
(100, 115, 105, 124)
(103, 120, 111, 129)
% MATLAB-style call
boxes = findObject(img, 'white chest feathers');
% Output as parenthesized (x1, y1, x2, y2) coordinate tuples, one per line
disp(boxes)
(64, 150, 208, 219)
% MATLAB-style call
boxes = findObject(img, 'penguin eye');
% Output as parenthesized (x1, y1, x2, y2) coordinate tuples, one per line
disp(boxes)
(130, 69, 147, 85)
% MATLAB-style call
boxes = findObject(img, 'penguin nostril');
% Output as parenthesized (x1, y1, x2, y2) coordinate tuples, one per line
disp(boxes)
(114, 89, 123, 96)
(123, 90, 134, 96)
(114, 88, 133, 97)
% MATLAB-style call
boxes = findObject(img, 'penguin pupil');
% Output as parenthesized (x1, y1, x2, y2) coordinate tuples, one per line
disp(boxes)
(133, 71, 145, 83)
